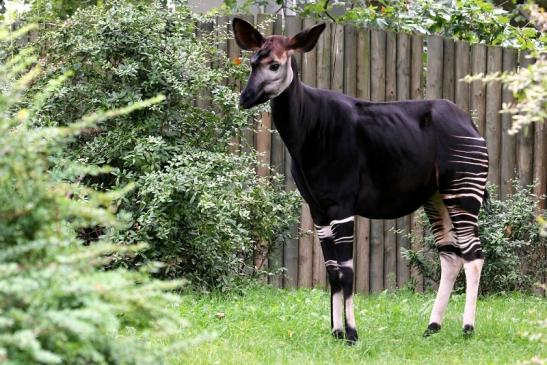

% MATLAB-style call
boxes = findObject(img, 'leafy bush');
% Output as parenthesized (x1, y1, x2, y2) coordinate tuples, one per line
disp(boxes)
(114, 150, 300, 288)
(23, 1, 299, 291)
(0, 24, 190, 365)
(403, 183, 546, 294)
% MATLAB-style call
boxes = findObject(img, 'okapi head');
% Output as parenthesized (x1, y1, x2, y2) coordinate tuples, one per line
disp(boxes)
(232, 18, 325, 109)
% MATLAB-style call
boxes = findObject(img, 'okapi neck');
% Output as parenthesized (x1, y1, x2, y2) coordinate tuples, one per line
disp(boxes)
(270, 56, 306, 154)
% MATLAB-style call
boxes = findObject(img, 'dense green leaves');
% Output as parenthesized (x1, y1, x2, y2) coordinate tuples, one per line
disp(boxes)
(0, 25, 190, 364)
(24, 1, 299, 291)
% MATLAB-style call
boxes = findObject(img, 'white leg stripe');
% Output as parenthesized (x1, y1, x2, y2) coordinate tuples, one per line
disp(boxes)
(339, 259, 354, 268)
(330, 216, 354, 225)
(325, 260, 338, 267)
(315, 225, 333, 238)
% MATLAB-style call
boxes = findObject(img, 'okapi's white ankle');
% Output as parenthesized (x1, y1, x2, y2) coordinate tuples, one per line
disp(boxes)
(345, 295, 356, 329)
(332, 291, 344, 332)
(463, 259, 484, 326)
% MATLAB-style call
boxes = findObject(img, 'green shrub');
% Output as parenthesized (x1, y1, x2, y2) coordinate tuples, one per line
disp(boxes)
(22, 1, 299, 291)
(0, 25, 190, 365)
(403, 183, 546, 294)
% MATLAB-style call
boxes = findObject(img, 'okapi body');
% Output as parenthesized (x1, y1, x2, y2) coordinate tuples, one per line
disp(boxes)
(233, 18, 488, 344)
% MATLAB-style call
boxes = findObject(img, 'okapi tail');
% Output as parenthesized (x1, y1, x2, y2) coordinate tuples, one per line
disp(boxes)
(482, 189, 491, 214)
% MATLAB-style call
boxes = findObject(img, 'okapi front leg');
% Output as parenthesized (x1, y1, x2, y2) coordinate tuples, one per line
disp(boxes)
(331, 217, 358, 344)
(316, 225, 344, 339)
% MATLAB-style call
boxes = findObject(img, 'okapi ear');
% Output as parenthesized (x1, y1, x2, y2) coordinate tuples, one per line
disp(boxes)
(288, 23, 326, 53)
(232, 18, 265, 51)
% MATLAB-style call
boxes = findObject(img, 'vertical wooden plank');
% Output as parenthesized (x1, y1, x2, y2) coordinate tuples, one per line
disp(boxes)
(344, 25, 357, 97)
(370, 29, 387, 100)
(255, 112, 271, 275)
(426, 35, 443, 99)
(396, 33, 411, 100)
(485, 46, 503, 191)
(442, 38, 455, 101)
(331, 23, 344, 92)
(385, 32, 397, 101)
(455, 41, 471, 113)
(355, 217, 370, 294)
(410, 34, 424, 100)
(533, 122, 546, 210)
(302, 18, 317, 87)
(471, 44, 487, 136)
(355, 27, 371, 294)
(410, 34, 424, 292)
(312, 229, 327, 288)
(517, 55, 535, 188)
(268, 15, 285, 288)
(298, 203, 314, 288)
(369, 29, 386, 292)
(357, 28, 371, 100)
(396, 32, 411, 288)
(317, 22, 332, 90)
(500, 48, 517, 200)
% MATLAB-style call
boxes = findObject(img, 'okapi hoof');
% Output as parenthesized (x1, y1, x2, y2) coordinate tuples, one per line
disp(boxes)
(423, 322, 441, 337)
(345, 327, 358, 345)
(332, 329, 345, 340)
(463, 324, 474, 338)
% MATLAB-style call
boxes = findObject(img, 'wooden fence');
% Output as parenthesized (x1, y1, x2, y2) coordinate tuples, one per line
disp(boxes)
(215, 14, 546, 293)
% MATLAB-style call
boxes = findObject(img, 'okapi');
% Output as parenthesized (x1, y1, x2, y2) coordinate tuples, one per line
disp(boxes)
(233, 18, 489, 344)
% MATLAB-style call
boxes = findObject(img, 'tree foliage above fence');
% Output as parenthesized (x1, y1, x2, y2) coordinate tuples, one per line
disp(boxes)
(224, 0, 545, 52)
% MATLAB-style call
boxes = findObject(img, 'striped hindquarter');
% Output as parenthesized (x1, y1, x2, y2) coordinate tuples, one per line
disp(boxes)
(424, 135, 488, 337)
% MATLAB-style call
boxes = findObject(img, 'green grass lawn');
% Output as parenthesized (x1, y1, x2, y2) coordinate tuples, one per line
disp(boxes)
(165, 286, 545, 365)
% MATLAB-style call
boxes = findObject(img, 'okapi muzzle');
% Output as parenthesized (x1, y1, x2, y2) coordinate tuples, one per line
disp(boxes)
(239, 73, 269, 109)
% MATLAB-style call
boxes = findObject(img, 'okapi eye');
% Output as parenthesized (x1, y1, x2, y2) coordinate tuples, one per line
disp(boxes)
(269, 63, 280, 71)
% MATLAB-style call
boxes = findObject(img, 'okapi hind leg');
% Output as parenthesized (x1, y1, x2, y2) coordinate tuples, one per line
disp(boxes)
(436, 134, 488, 336)
(423, 194, 462, 337)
